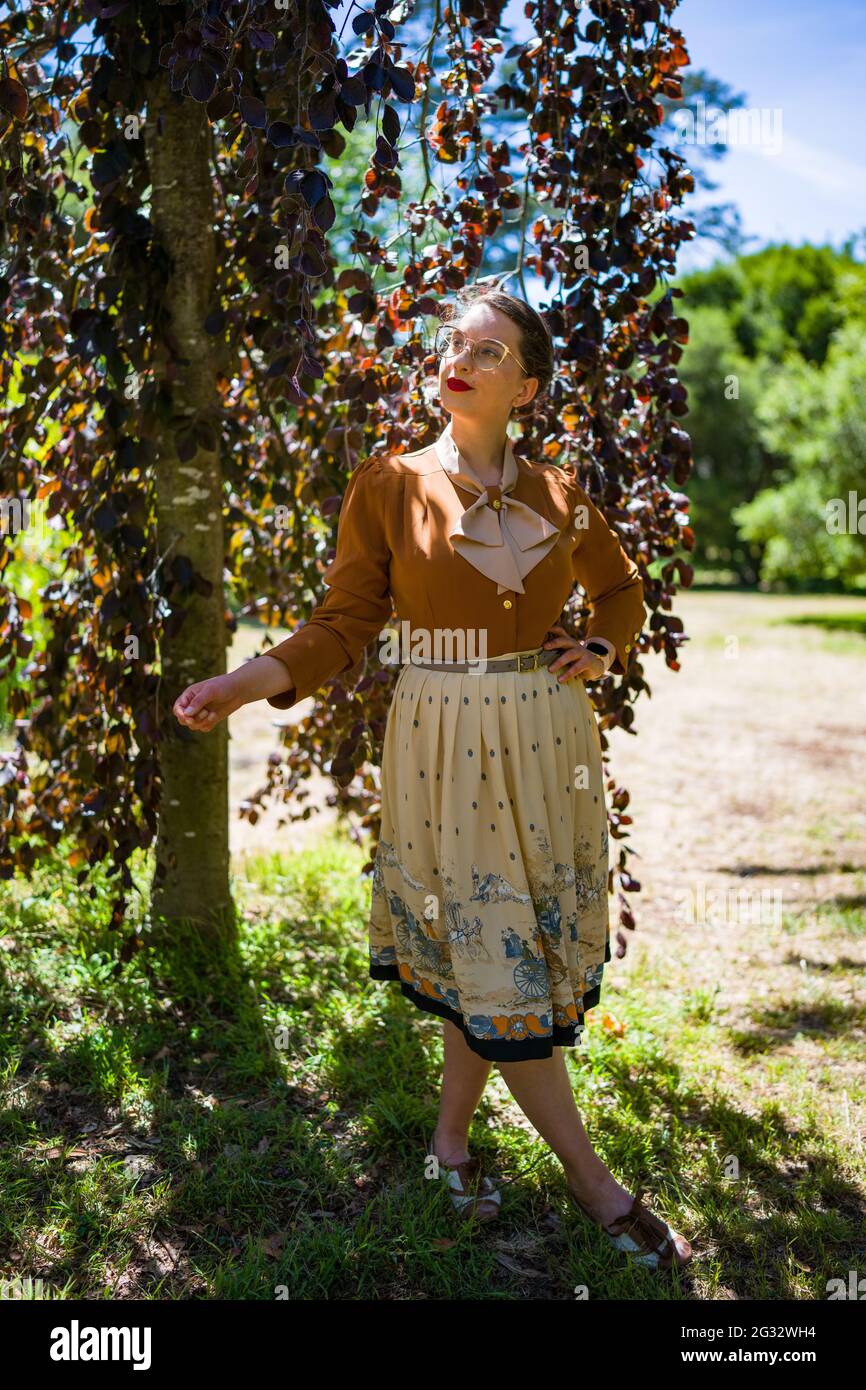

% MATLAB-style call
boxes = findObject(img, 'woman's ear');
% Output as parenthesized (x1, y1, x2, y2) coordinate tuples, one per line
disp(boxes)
(513, 379, 539, 416)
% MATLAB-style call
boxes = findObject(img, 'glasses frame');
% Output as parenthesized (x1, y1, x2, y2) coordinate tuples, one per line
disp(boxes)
(434, 324, 529, 376)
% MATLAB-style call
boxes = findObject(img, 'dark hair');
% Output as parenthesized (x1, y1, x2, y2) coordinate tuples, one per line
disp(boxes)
(439, 283, 555, 422)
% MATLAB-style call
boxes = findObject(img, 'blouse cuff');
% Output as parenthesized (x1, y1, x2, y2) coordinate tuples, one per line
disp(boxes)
(584, 636, 616, 673)
(262, 652, 298, 711)
(584, 583, 645, 675)
(263, 622, 350, 710)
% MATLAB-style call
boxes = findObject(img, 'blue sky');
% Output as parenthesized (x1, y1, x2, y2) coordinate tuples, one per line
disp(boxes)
(671, 0, 865, 266)
(336, 0, 864, 276)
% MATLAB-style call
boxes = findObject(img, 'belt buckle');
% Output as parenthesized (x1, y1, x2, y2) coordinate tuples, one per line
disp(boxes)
(517, 652, 539, 672)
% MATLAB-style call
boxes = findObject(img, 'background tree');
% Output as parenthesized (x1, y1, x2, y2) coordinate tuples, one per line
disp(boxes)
(672, 242, 866, 584)
(0, 0, 694, 957)
(674, 304, 771, 583)
(734, 316, 866, 589)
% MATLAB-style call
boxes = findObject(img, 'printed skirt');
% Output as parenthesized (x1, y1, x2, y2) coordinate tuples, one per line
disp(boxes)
(368, 646, 611, 1062)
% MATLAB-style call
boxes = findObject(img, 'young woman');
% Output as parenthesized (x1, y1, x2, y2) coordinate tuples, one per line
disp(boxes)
(174, 285, 693, 1273)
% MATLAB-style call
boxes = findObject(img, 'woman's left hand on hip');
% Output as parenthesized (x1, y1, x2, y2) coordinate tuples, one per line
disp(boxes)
(543, 623, 606, 682)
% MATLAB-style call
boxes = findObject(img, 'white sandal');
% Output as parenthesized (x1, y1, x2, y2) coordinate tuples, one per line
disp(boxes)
(430, 1149, 502, 1222)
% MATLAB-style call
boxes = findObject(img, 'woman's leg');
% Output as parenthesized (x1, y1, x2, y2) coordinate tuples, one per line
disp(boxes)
(431, 1019, 493, 1165)
(496, 1048, 635, 1225)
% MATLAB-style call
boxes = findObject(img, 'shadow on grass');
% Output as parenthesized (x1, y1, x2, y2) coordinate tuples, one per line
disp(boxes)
(783, 612, 866, 637)
(726, 997, 864, 1054)
(565, 1041, 866, 1300)
(724, 862, 866, 879)
(2, 854, 863, 1301)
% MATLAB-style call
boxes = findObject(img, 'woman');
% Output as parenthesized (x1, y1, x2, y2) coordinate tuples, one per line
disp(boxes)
(174, 285, 693, 1273)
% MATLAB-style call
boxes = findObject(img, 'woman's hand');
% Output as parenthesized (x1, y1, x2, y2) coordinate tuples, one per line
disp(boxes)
(543, 623, 607, 682)
(173, 674, 244, 733)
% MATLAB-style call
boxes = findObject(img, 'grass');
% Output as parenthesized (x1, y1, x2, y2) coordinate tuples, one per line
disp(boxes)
(1, 827, 863, 1302)
(783, 610, 866, 637)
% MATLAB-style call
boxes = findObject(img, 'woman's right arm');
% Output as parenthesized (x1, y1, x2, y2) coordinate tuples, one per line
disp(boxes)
(173, 457, 393, 731)
(173, 653, 298, 733)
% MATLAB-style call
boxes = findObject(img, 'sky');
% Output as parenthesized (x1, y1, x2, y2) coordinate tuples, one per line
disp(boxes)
(669, 0, 866, 267)
(333, 0, 865, 280)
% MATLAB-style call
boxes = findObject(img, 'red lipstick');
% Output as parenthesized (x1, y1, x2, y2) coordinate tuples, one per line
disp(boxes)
(447, 377, 473, 391)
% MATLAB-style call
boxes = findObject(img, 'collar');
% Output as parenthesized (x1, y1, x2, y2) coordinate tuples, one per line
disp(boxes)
(432, 420, 561, 594)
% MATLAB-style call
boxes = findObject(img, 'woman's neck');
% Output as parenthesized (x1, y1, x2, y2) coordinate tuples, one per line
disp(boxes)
(448, 421, 508, 484)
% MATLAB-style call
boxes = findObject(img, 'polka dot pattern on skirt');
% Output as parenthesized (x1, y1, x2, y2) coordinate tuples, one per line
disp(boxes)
(368, 648, 611, 1062)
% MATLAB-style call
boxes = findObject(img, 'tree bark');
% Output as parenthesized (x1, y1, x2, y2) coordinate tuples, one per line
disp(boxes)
(144, 77, 233, 937)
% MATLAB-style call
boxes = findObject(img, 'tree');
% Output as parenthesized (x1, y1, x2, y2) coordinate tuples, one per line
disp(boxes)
(734, 320, 866, 589)
(679, 243, 864, 366)
(1, 0, 694, 956)
(673, 244, 866, 582)
(674, 303, 772, 582)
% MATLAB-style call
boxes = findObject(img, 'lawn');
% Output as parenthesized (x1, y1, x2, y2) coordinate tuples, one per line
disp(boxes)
(1, 590, 864, 1300)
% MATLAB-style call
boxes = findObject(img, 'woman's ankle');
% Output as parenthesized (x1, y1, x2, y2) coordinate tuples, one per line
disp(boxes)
(566, 1163, 633, 1222)
(431, 1125, 471, 1166)
(564, 1157, 618, 1202)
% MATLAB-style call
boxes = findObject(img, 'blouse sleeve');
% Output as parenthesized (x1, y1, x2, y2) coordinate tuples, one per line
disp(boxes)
(264, 457, 394, 710)
(566, 470, 646, 676)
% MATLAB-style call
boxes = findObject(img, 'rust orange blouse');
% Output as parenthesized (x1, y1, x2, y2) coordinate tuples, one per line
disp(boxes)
(264, 422, 646, 710)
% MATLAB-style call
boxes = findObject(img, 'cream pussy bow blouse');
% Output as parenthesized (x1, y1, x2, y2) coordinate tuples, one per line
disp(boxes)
(264, 420, 646, 710)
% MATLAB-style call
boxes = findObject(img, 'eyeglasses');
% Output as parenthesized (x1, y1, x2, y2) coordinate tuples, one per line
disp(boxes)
(434, 324, 527, 374)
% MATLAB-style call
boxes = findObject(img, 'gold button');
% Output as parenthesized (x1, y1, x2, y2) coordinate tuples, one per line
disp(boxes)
(625, 643, 632, 652)
(503, 599, 513, 609)
(492, 498, 502, 510)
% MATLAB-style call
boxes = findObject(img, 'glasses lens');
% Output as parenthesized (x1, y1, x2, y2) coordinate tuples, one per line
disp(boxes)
(476, 339, 505, 369)
(435, 326, 462, 356)
(435, 326, 505, 370)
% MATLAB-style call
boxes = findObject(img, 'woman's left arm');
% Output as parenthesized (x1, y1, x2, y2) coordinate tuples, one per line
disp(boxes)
(569, 481, 646, 676)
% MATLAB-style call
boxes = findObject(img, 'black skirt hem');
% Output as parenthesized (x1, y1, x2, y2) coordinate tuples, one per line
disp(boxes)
(369, 962, 602, 1062)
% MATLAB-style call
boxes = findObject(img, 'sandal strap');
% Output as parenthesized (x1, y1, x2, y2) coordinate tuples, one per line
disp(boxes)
(448, 1155, 481, 1185)
(442, 1156, 501, 1214)
(602, 1190, 679, 1269)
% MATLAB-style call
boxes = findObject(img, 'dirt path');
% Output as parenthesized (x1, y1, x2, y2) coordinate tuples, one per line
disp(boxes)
(599, 590, 866, 1116)
(227, 625, 345, 861)
(607, 592, 864, 946)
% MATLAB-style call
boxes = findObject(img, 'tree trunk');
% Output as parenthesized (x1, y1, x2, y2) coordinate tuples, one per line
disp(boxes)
(144, 78, 233, 938)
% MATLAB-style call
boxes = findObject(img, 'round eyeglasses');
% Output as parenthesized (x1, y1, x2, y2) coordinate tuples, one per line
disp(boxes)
(434, 324, 527, 374)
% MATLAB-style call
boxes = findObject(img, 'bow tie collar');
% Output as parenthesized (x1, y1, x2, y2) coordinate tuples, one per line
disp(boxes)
(433, 423, 561, 594)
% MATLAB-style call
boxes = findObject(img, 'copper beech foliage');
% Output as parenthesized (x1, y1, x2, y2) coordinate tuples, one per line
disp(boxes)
(0, 0, 694, 952)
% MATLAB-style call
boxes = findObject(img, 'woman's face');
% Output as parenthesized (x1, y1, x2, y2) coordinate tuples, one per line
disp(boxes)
(438, 303, 539, 423)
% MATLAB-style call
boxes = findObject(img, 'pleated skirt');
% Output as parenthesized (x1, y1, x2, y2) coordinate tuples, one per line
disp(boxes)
(367, 647, 611, 1061)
